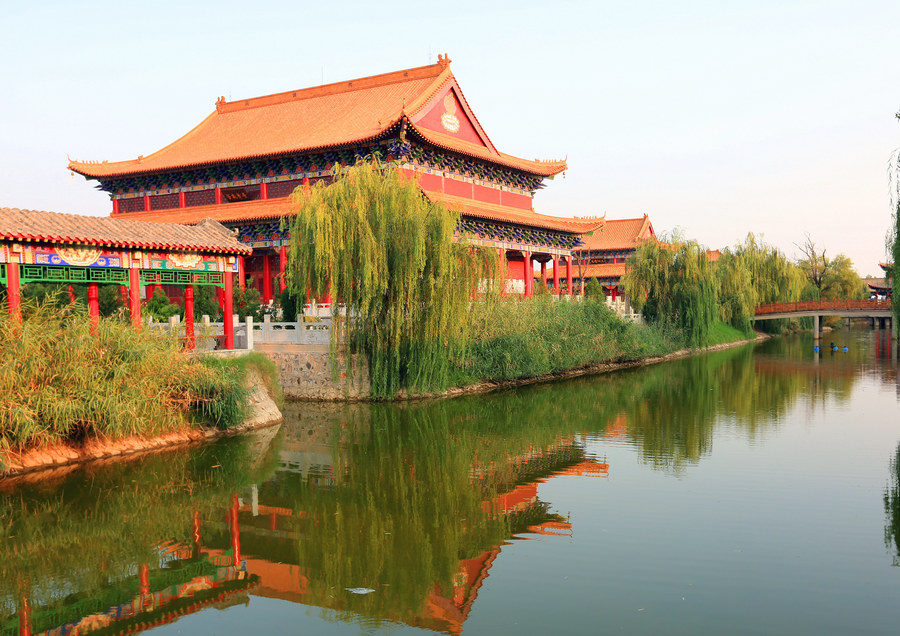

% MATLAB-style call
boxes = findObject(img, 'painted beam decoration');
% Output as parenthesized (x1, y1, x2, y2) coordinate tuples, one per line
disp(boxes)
(0, 241, 236, 288)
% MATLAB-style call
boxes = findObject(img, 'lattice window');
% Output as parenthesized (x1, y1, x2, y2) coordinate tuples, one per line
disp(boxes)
(268, 179, 302, 198)
(118, 197, 145, 214)
(150, 193, 179, 210)
(185, 189, 216, 207)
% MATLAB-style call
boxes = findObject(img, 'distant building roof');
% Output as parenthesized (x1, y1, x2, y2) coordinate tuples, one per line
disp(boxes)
(0, 207, 250, 254)
(575, 214, 654, 251)
(68, 56, 567, 180)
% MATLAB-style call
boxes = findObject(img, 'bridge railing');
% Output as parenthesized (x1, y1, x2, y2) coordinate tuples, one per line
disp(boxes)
(755, 299, 893, 315)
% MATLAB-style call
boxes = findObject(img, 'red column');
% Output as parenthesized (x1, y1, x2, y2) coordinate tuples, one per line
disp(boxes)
(178, 191, 186, 208)
(552, 256, 560, 293)
(214, 186, 222, 205)
(139, 563, 150, 596)
(143, 195, 151, 211)
(524, 252, 533, 297)
(260, 181, 269, 200)
(192, 510, 202, 547)
(238, 256, 246, 291)
(17, 597, 30, 636)
(224, 272, 234, 350)
(566, 257, 573, 297)
(88, 283, 99, 334)
(229, 493, 241, 567)
(540, 260, 547, 289)
(184, 284, 195, 351)
(6, 259, 21, 323)
(67, 285, 76, 304)
(129, 268, 141, 328)
(112, 198, 120, 215)
(262, 251, 273, 303)
(279, 246, 287, 294)
(498, 248, 506, 297)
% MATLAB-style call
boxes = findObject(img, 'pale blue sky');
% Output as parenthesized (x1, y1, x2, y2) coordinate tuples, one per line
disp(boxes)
(2, 0, 898, 275)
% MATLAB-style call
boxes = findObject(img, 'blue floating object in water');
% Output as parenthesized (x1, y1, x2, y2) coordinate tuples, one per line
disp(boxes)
(832, 346, 838, 352)
(842, 347, 848, 352)
(814, 346, 820, 352)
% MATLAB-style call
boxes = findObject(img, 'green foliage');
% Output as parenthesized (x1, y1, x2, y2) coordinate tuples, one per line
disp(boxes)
(286, 158, 497, 398)
(234, 280, 263, 321)
(280, 288, 299, 322)
(144, 288, 183, 321)
(821, 254, 867, 300)
(0, 298, 255, 450)
(458, 296, 678, 382)
(584, 277, 604, 298)
(623, 237, 718, 348)
(193, 285, 222, 321)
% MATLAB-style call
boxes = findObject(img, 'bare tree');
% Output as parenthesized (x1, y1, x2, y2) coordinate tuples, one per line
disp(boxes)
(795, 233, 830, 294)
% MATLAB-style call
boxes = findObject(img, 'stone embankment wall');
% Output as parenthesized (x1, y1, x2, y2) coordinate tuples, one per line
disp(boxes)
(255, 344, 370, 401)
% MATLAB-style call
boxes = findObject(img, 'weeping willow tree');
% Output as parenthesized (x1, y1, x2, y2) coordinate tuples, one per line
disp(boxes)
(889, 205, 899, 324)
(715, 234, 805, 333)
(286, 158, 497, 399)
(622, 236, 718, 348)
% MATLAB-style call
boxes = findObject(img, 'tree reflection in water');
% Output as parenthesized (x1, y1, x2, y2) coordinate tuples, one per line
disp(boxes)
(0, 333, 887, 635)
(885, 443, 900, 566)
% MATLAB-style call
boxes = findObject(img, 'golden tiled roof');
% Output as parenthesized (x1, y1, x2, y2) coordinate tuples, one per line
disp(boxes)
(0, 207, 250, 254)
(69, 57, 567, 180)
(576, 215, 654, 251)
(107, 197, 294, 225)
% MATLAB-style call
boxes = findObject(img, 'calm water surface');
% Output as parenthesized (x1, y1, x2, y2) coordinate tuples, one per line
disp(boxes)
(2, 329, 900, 635)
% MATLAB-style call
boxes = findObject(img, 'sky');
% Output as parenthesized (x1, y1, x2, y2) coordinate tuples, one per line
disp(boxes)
(2, 0, 898, 276)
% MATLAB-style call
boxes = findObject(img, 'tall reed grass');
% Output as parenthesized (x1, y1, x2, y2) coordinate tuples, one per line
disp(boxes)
(456, 296, 680, 382)
(0, 299, 251, 452)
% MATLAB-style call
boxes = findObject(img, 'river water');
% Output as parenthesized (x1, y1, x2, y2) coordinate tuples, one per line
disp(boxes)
(2, 329, 899, 635)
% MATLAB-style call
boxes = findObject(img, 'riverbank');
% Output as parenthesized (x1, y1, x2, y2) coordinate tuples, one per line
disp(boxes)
(412, 330, 770, 400)
(0, 368, 282, 480)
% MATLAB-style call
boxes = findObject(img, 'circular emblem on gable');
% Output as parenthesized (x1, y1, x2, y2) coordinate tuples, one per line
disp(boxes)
(55, 245, 102, 267)
(441, 112, 460, 133)
(441, 93, 461, 133)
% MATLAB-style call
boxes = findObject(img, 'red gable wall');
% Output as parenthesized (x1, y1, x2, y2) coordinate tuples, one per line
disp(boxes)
(415, 87, 487, 147)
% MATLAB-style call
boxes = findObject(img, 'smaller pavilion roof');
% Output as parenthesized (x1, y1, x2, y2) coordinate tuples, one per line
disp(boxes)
(0, 207, 251, 254)
(576, 214, 654, 251)
(426, 192, 603, 234)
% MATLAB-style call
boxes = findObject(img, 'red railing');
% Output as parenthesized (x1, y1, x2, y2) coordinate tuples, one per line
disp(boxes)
(755, 299, 893, 315)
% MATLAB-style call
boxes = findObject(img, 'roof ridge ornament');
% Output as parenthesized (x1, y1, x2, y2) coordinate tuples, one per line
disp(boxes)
(215, 96, 226, 112)
(437, 53, 452, 67)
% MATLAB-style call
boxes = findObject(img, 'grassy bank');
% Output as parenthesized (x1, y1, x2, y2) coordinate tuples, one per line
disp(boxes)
(0, 301, 269, 452)
(452, 296, 750, 385)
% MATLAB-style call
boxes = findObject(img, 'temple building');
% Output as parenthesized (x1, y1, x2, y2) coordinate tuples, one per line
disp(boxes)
(866, 262, 894, 299)
(69, 55, 602, 302)
(562, 214, 656, 305)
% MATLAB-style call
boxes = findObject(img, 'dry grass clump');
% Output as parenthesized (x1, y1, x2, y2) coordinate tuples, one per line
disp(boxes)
(0, 299, 248, 452)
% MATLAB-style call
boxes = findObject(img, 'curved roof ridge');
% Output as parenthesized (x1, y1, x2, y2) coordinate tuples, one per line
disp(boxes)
(217, 61, 448, 114)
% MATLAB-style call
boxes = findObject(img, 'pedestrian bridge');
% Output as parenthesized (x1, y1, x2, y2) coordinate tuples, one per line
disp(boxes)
(753, 299, 895, 340)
